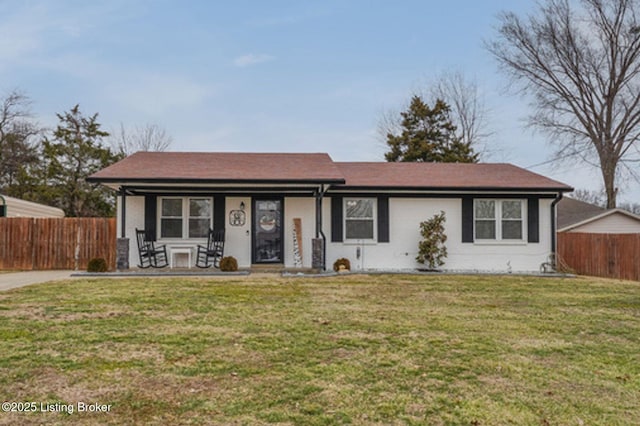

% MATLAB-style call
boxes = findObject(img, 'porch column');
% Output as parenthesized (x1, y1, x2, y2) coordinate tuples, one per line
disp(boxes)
(116, 186, 130, 270)
(120, 187, 126, 238)
(312, 185, 328, 270)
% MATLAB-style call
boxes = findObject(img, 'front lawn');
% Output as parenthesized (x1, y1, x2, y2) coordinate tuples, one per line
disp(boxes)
(0, 274, 638, 425)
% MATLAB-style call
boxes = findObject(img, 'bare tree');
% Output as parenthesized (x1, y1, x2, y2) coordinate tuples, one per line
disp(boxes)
(111, 123, 172, 155)
(488, 0, 640, 208)
(571, 188, 606, 207)
(430, 72, 494, 157)
(377, 72, 492, 160)
(618, 200, 640, 214)
(0, 90, 40, 190)
(572, 188, 640, 213)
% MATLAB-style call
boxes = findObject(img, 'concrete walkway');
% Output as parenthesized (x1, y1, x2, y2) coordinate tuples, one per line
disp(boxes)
(0, 270, 75, 291)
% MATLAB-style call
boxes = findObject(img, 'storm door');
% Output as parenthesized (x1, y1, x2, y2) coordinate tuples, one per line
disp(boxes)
(252, 199, 283, 263)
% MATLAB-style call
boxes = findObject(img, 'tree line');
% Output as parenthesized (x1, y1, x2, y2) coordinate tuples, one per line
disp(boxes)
(3, 0, 640, 216)
(384, 0, 640, 211)
(0, 90, 171, 217)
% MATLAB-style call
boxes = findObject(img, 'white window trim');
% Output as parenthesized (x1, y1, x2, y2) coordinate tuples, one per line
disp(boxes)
(473, 199, 526, 243)
(343, 197, 377, 243)
(158, 196, 213, 240)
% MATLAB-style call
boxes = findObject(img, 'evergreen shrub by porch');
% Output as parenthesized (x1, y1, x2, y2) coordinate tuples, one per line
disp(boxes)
(416, 211, 448, 270)
(87, 258, 108, 273)
(333, 257, 351, 272)
(219, 256, 238, 272)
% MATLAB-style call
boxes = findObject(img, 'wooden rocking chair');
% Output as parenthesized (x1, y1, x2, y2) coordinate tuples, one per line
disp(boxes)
(135, 228, 168, 268)
(196, 229, 225, 268)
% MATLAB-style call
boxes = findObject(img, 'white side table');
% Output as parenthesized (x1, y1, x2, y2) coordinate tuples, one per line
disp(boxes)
(170, 246, 193, 268)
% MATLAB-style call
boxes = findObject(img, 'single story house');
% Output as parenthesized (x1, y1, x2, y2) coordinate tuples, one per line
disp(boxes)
(87, 152, 572, 272)
(558, 197, 640, 233)
(0, 194, 65, 218)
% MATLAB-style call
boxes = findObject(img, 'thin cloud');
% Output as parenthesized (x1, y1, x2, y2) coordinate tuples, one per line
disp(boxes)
(233, 53, 275, 68)
(106, 73, 215, 115)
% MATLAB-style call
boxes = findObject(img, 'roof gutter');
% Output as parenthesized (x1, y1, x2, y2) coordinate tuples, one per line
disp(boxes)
(85, 177, 346, 185)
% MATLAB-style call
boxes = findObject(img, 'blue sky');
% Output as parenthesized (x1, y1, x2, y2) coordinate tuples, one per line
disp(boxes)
(1, 0, 638, 203)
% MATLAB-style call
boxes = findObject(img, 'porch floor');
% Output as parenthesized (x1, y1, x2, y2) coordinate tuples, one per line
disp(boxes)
(72, 265, 321, 277)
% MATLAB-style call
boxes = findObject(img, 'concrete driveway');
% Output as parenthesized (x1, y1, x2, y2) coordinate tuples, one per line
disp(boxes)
(0, 270, 75, 291)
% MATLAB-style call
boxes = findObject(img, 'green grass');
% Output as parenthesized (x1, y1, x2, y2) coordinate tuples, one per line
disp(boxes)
(0, 274, 638, 425)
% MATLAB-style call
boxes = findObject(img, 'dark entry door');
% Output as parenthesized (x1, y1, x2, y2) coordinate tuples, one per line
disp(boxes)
(252, 199, 283, 263)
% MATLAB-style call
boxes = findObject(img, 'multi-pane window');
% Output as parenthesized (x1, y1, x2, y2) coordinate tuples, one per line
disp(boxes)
(501, 200, 523, 240)
(188, 199, 211, 238)
(345, 198, 376, 240)
(475, 200, 496, 239)
(474, 199, 524, 241)
(160, 198, 183, 238)
(160, 197, 212, 239)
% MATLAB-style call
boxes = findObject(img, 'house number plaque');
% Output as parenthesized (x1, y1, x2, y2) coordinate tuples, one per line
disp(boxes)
(229, 210, 246, 226)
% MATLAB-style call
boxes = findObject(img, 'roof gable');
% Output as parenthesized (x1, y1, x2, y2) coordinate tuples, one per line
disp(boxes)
(559, 207, 640, 232)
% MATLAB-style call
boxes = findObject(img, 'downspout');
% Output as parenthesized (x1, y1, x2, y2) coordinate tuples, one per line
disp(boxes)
(0, 194, 6, 217)
(551, 192, 563, 269)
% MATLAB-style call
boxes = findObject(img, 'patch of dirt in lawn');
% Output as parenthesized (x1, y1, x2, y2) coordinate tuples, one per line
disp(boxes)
(87, 342, 166, 364)
(0, 304, 131, 321)
(7, 367, 116, 402)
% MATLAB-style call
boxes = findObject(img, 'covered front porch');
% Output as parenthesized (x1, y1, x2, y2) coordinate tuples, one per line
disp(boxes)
(115, 185, 332, 272)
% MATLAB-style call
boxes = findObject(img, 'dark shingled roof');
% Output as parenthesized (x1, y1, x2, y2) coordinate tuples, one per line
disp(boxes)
(335, 162, 571, 190)
(88, 152, 573, 191)
(87, 152, 345, 184)
(557, 197, 606, 229)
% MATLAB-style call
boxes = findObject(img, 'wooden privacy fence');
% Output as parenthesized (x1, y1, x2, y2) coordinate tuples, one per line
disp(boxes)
(557, 232, 640, 281)
(0, 217, 116, 270)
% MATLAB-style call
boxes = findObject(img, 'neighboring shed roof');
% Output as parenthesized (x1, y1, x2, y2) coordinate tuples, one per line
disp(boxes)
(335, 162, 572, 191)
(558, 198, 640, 233)
(87, 152, 346, 184)
(87, 152, 573, 192)
(557, 197, 606, 230)
(0, 195, 65, 218)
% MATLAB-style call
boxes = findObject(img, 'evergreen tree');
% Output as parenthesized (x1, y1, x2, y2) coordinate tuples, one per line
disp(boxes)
(384, 96, 478, 163)
(39, 105, 121, 217)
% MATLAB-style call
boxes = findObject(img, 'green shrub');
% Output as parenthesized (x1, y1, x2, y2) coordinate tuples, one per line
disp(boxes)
(333, 258, 351, 272)
(87, 258, 108, 273)
(219, 256, 238, 272)
(416, 211, 447, 270)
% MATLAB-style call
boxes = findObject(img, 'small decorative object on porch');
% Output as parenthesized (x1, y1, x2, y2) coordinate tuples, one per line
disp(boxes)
(416, 211, 447, 271)
(135, 229, 168, 268)
(196, 228, 225, 268)
(87, 257, 108, 272)
(333, 257, 351, 273)
(292, 218, 303, 267)
(219, 256, 238, 272)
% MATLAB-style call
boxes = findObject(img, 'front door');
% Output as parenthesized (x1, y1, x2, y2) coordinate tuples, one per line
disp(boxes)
(252, 198, 283, 263)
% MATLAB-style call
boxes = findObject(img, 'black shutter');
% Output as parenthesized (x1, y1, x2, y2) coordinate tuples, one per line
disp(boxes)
(377, 196, 390, 243)
(144, 195, 157, 241)
(331, 196, 343, 242)
(461, 196, 474, 243)
(214, 196, 226, 232)
(527, 197, 539, 243)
